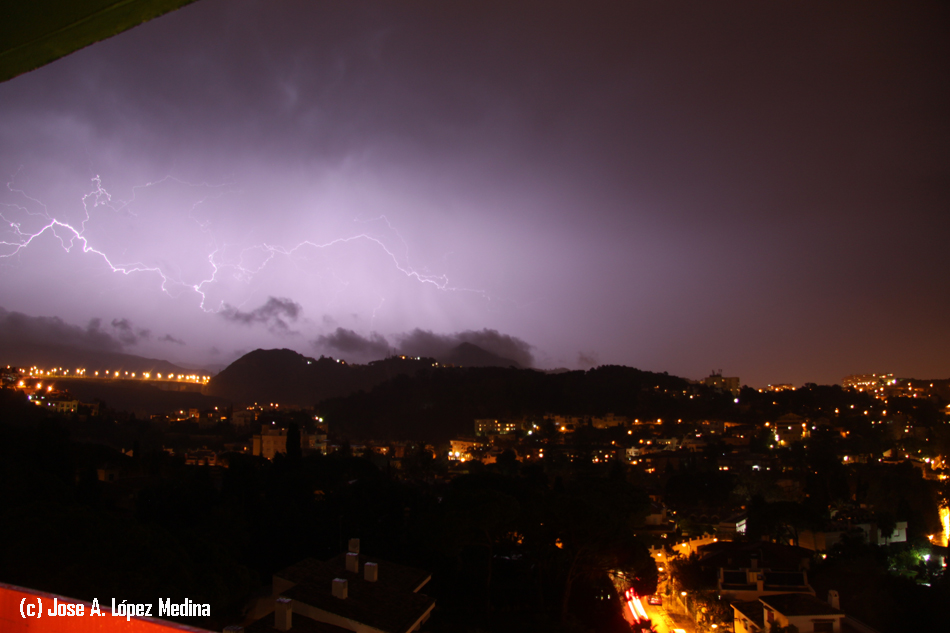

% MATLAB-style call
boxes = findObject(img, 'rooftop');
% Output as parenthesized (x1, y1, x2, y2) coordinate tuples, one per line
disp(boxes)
(272, 555, 435, 633)
(698, 540, 813, 570)
(277, 554, 431, 594)
(732, 600, 765, 628)
(760, 593, 843, 617)
(283, 579, 433, 633)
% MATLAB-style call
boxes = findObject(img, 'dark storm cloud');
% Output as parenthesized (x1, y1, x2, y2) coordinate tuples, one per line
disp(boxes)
(159, 334, 186, 345)
(312, 327, 534, 365)
(219, 297, 302, 333)
(577, 352, 599, 370)
(397, 328, 534, 367)
(0, 307, 123, 351)
(314, 328, 391, 358)
(0, 1, 948, 385)
(110, 318, 151, 346)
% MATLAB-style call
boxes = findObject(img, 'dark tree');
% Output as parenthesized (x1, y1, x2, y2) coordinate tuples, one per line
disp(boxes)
(286, 422, 302, 460)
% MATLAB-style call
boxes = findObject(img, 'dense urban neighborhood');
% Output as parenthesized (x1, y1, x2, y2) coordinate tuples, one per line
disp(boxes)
(2, 354, 948, 633)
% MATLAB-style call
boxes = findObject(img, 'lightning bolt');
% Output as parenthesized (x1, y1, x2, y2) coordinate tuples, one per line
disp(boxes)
(1, 174, 179, 293)
(1, 173, 491, 317)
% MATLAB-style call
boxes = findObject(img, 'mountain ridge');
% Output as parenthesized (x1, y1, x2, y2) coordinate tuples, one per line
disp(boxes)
(204, 341, 525, 406)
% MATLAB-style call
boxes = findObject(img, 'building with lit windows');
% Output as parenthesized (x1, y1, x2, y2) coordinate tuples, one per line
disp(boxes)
(233, 409, 257, 426)
(253, 428, 327, 459)
(842, 373, 892, 391)
(474, 418, 520, 436)
(771, 413, 810, 444)
(703, 372, 740, 395)
(52, 399, 79, 414)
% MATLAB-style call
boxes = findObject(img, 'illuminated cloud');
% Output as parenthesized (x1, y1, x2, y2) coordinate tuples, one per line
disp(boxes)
(219, 297, 302, 334)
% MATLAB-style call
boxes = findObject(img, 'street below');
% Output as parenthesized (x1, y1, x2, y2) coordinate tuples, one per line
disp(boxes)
(644, 598, 698, 633)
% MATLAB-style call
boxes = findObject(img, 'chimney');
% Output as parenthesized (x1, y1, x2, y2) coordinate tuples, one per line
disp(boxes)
(828, 590, 840, 610)
(332, 578, 348, 599)
(275, 597, 292, 632)
(348, 538, 360, 554)
(364, 561, 378, 582)
(346, 552, 359, 573)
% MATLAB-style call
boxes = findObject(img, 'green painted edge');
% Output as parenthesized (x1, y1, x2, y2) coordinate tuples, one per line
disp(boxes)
(0, 0, 201, 83)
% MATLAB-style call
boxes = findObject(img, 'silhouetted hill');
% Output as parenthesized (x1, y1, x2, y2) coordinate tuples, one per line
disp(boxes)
(205, 348, 437, 406)
(317, 365, 736, 442)
(206, 350, 736, 440)
(442, 341, 521, 368)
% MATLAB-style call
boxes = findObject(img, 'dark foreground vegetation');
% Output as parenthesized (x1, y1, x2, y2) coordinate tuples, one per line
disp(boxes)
(0, 388, 655, 633)
(3, 365, 950, 633)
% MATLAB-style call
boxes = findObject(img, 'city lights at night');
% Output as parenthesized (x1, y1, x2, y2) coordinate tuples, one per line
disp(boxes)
(1, 2, 948, 633)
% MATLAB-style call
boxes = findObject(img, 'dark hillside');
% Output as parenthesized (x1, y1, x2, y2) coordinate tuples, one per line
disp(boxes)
(205, 349, 437, 406)
(442, 342, 522, 368)
(317, 365, 735, 442)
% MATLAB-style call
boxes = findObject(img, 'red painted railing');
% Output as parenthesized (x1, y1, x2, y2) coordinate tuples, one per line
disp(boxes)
(0, 583, 213, 633)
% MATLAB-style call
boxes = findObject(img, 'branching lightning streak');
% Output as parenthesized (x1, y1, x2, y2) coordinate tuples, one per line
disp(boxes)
(1, 175, 179, 293)
(1, 174, 490, 316)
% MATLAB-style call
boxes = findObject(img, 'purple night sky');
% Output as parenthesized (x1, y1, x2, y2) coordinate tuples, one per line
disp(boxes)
(1, 1, 948, 386)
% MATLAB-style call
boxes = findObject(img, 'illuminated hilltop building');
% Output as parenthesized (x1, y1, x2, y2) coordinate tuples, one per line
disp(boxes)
(842, 373, 895, 396)
(771, 413, 811, 444)
(253, 428, 328, 459)
(842, 373, 932, 400)
(474, 418, 521, 436)
(703, 371, 740, 395)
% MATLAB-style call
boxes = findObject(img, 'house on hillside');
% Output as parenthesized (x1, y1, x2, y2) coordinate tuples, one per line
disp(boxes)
(253, 428, 328, 459)
(695, 541, 815, 601)
(698, 540, 813, 571)
(718, 564, 813, 602)
(771, 413, 810, 444)
(798, 511, 908, 551)
(733, 592, 846, 633)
